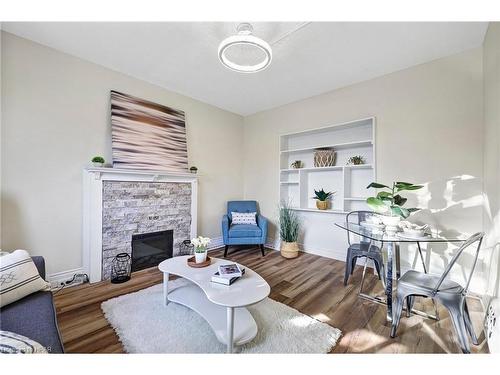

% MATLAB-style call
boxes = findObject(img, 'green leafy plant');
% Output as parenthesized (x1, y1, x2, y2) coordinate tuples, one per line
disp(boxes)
(312, 189, 335, 202)
(189, 166, 198, 173)
(91, 156, 105, 163)
(347, 155, 365, 165)
(366, 181, 423, 219)
(279, 200, 300, 243)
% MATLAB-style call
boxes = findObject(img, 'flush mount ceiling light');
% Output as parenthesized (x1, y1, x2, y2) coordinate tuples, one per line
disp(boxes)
(218, 23, 272, 73)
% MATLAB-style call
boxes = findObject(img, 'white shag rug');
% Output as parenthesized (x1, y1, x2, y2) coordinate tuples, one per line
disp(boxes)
(101, 279, 341, 353)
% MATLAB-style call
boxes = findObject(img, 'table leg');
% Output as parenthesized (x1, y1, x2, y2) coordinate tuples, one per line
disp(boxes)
(163, 272, 169, 306)
(385, 242, 394, 322)
(395, 243, 401, 280)
(226, 307, 234, 354)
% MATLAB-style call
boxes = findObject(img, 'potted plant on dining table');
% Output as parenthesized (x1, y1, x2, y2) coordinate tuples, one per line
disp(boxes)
(366, 181, 423, 229)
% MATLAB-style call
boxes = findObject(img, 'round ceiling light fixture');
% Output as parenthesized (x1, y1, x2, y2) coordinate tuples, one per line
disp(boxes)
(218, 23, 272, 73)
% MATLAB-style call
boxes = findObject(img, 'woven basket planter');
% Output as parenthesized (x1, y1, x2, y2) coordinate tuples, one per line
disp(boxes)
(313, 148, 336, 167)
(280, 241, 299, 259)
(316, 200, 329, 210)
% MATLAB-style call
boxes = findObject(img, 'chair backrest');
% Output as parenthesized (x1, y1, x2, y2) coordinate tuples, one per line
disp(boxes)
(345, 210, 375, 245)
(227, 201, 258, 220)
(432, 232, 485, 295)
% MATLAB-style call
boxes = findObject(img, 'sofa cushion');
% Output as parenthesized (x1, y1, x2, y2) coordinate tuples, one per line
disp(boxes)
(228, 224, 262, 238)
(0, 330, 48, 353)
(0, 291, 64, 353)
(0, 250, 50, 308)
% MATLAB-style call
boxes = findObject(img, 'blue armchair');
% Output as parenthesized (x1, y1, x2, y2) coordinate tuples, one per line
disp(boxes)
(222, 200, 268, 257)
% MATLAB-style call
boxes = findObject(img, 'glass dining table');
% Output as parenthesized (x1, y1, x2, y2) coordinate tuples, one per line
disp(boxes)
(335, 222, 465, 322)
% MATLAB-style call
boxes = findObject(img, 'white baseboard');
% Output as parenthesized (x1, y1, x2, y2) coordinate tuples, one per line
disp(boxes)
(48, 267, 86, 288)
(206, 236, 224, 250)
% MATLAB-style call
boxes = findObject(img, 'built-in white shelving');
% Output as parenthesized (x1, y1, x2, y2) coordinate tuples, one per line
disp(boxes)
(279, 117, 376, 214)
(280, 140, 373, 154)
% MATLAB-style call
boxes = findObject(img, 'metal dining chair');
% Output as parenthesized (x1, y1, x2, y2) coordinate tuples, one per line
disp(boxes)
(390, 232, 484, 353)
(344, 211, 385, 286)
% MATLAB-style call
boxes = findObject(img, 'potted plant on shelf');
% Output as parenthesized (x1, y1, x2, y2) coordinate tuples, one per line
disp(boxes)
(279, 201, 300, 259)
(189, 166, 198, 174)
(91, 156, 105, 167)
(191, 236, 211, 263)
(313, 189, 335, 210)
(366, 181, 423, 228)
(347, 155, 365, 165)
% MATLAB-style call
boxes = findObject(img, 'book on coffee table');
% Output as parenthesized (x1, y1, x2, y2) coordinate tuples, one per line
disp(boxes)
(218, 263, 243, 278)
(211, 268, 245, 285)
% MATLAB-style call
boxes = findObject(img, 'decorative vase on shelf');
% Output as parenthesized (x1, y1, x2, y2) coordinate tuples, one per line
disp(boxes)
(313, 148, 336, 167)
(316, 200, 329, 210)
(92, 162, 104, 168)
(280, 241, 299, 259)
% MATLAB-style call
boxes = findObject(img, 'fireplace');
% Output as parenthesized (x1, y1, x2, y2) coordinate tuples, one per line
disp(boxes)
(83, 168, 197, 283)
(131, 230, 173, 272)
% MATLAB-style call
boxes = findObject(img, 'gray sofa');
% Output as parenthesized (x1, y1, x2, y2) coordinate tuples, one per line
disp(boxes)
(0, 256, 64, 353)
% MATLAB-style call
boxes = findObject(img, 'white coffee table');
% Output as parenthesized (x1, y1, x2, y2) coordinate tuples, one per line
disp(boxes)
(158, 255, 270, 353)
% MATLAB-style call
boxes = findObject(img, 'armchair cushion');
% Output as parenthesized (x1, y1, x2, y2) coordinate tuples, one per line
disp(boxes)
(227, 201, 258, 220)
(231, 212, 257, 225)
(229, 224, 262, 238)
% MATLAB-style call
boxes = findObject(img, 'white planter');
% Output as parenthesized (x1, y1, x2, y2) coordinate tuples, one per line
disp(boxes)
(195, 250, 207, 264)
(92, 162, 104, 168)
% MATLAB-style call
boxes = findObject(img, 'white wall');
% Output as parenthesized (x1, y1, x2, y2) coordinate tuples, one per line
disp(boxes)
(0, 32, 245, 275)
(243, 48, 487, 293)
(483, 22, 500, 299)
(1, 30, 496, 297)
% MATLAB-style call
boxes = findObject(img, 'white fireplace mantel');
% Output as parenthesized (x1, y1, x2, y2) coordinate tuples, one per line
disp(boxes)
(82, 167, 198, 283)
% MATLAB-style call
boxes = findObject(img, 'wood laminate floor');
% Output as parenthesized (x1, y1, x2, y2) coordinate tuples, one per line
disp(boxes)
(53, 247, 489, 353)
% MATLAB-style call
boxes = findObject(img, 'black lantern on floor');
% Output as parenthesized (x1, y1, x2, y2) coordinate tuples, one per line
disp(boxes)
(111, 253, 131, 284)
(178, 239, 194, 256)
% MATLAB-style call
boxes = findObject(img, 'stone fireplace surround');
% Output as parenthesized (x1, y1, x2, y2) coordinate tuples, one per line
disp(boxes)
(83, 167, 198, 283)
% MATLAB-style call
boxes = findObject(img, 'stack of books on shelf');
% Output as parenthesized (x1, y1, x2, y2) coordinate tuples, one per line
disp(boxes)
(211, 263, 245, 285)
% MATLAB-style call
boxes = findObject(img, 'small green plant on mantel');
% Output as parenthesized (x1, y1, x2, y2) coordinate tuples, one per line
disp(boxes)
(91, 156, 105, 164)
(366, 181, 423, 219)
(91, 156, 105, 167)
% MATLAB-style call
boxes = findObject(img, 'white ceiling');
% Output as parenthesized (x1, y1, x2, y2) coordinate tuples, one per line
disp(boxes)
(2, 22, 488, 116)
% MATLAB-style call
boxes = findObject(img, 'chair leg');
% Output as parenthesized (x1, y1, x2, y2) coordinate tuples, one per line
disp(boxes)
(224, 245, 229, 257)
(464, 301, 479, 345)
(406, 296, 415, 318)
(351, 256, 357, 275)
(447, 301, 471, 354)
(259, 244, 265, 257)
(373, 258, 382, 280)
(344, 251, 353, 286)
(390, 292, 406, 338)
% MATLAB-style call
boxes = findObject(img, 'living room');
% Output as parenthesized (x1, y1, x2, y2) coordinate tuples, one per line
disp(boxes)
(1, 0, 500, 371)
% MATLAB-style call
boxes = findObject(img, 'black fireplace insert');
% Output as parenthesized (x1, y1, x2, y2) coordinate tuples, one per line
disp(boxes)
(131, 230, 173, 272)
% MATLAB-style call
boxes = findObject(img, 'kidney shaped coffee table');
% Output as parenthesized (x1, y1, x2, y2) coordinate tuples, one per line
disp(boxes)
(158, 255, 270, 353)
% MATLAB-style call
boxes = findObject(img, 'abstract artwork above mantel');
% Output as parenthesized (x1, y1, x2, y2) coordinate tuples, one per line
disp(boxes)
(110, 91, 188, 172)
